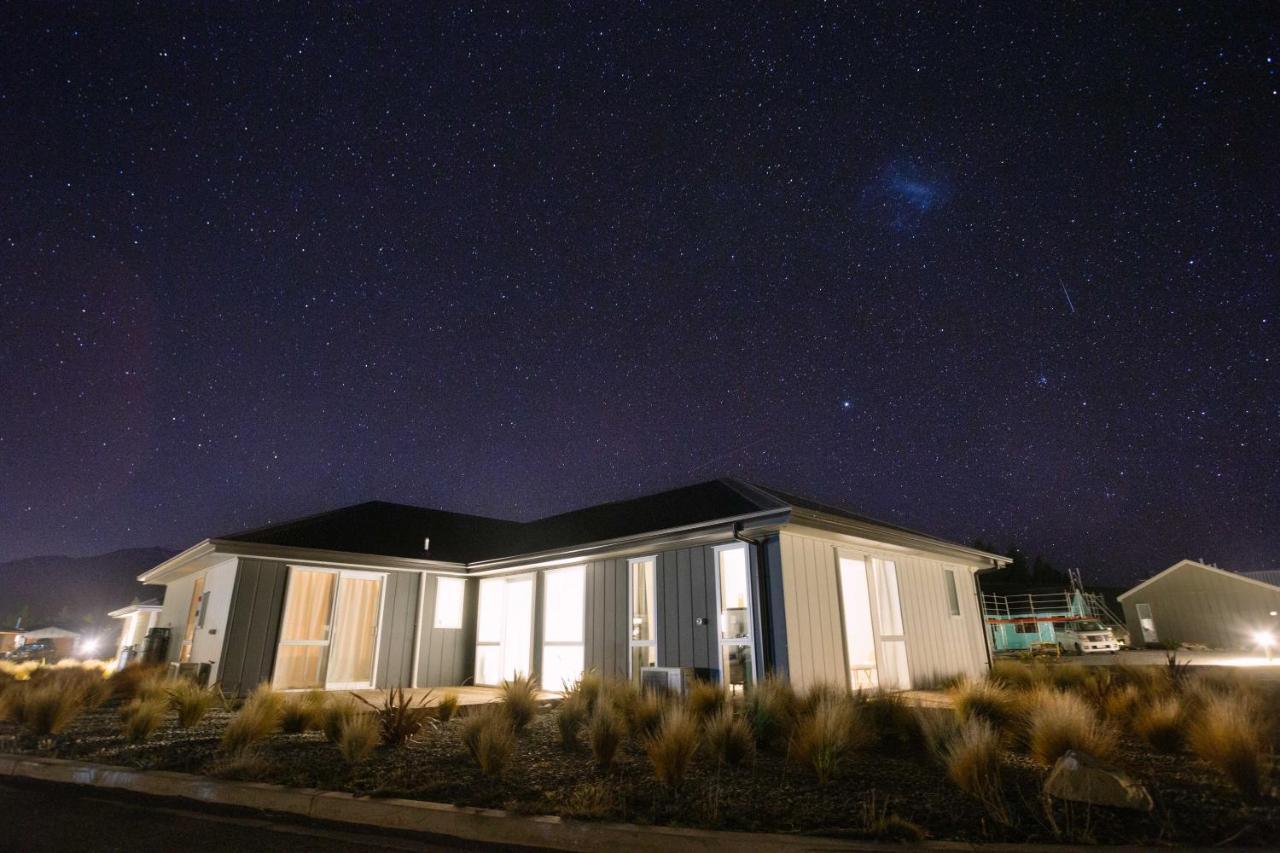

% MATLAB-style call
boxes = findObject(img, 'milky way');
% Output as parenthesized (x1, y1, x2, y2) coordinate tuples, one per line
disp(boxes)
(1, 5, 1276, 585)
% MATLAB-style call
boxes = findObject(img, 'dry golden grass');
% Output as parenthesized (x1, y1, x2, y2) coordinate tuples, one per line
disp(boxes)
(106, 663, 165, 701)
(797, 682, 846, 718)
(19, 681, 84, 736)
(589, 703, 623, 770)
(858, 690, 922, 751)
(624, 689, 666, 740)
(988, 660, 1037, 692)
(121, 697, 168, 743)
(645, 706, 700, 788)
(943, 719, 1008, 823)
(220, 684, 283, 753)
(337, 712, 380, 765)
(788, 699, 864, 784)
(1024, 687, 1116, 766)
(435, 692, 460, 723)
(1187, 693, 1272, 802)
(743, 674, 797, 749)
(322, 697, 357, 744)
(280, 689, 328, 733)
(1131, 695, 1185, 754)
(168, 680, 219, 728)
(951, 680, 1019, 735)
(703, 705, 754, 767)
(498, 674, 539, 732)
(1100, 683, 1143, 725)
(0, 661, 40, 681)
(685, 679, 725, 721)
(461, 708, 515, 776)
(556, 693, 587, 750)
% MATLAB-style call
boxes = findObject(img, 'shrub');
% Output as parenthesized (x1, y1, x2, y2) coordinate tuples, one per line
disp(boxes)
(789, 699, 861, 784)
(337, 712, 380, 765)
(1188, 693, 1271, 801)
(557, 694, 588, 750)
(988, 660, 1036, 691)
(743, 675, 796, 749)
(122, 697, 168, 743)
(685, 679, 725, 722)
(645, 707, 700, 788)
(703, 706, 754, 767)
(322, 698, 357, 744)
(943, 719, 1008, 823)
(435, 692, 460, 723)
(279, 690, 328, 734)
(951, 680, 1019, 735)
(168, 681, 218, 728)
(498, 674, 539, 732)
(1024, 688, 1116, 766)
(589, 703, 624, 770)
(221, 684, 283, 753)
(20, 681, 84, 736)
(461, 709, 515, 776)
(354, 687, 433, 746)
(859, 690, 922, 751)
(1132, 695, 1185, 753)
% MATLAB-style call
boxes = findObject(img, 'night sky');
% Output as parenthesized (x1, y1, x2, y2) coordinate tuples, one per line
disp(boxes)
(2, 4, 1276, 585)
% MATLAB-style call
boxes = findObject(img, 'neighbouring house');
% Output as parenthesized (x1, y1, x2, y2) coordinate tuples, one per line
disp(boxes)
(1119, 559, 1280, 651)
(134, 479, 1007, 695)
(108, 600, 164, 669)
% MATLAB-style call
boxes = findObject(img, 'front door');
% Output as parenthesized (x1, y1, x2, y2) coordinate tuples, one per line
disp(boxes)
(1135, 603, 1159, 645)
(475, 574, 535, 685)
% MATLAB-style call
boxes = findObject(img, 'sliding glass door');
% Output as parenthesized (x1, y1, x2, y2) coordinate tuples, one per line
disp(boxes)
(274, 568, 384, 690)
(475, 574, 535, 685)
(838, 557, 879, 690)
(715, 544, 756, 694)
(628, 557, 657, 684)
(541, 565, 585, 690)
(837, 554, 912, 691)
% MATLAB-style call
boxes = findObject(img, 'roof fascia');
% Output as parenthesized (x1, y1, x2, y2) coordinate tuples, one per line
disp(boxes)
(785, 509, 1009, 567)
(1118, 559, 1280, 600)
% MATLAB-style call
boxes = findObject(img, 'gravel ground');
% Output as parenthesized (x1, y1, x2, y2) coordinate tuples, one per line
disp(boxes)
(2, 703, 1277, 846)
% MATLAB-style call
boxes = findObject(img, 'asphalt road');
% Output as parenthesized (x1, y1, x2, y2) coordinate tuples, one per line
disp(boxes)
(0, 777, 538, 853)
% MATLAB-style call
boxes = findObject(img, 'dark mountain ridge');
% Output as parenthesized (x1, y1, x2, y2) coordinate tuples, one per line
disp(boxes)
(0, 547, 174, 629)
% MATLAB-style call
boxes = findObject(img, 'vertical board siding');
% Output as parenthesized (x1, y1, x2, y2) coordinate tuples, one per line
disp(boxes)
(375, 570, 420, 688)
(583, 557, 628, 678)
(778, 532, 989, 691)
(1121, 565, 1280, 649)
(218, 558, 288, 696)
(415, 574, 474, 687)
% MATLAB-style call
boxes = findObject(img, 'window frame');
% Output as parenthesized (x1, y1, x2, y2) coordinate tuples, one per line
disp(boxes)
(712, 542, 757, 691)
(627, 556, 658, 680)
(433, 576, 466, 630)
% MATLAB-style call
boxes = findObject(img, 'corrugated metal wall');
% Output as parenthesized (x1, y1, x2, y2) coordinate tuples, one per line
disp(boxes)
(218, 558, 288, 695)
(777, 531, 989, 691)
(1122, 565, 1280, 649)
(416, 575, 476, 686)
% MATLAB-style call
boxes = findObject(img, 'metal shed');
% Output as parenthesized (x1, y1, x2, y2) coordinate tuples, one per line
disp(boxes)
(1118, 559, 1280, 651)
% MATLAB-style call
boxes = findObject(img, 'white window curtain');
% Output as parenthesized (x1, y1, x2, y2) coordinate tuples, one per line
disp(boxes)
(433, 577, 465, 629)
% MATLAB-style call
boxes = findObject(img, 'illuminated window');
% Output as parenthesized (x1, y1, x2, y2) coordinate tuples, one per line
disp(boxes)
(433, 577, 465, 629)
(715, 544, 755, 693)
(628, 557, 657, 682)
(872, 558, 911, 689)
(944, 569, 961, 616)
(541, 566, 585, 690)
(179, 574, 206, 663)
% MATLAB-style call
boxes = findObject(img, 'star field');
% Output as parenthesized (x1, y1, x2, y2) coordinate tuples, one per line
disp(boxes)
(1, 4, 1276, 585)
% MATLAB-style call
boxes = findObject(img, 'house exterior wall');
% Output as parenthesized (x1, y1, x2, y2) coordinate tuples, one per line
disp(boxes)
(415, 575, 476, 686)
(777, 529, 989, 690)
(1121, 565, 1280, 649)
(154, 557, 237, 675)
(374, 569, 420, 688)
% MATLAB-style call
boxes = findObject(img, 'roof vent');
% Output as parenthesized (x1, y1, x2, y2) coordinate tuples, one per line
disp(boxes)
(423, 537, 430, 552)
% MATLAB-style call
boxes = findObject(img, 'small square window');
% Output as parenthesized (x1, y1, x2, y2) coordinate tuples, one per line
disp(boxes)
(434, 577, 465, 629)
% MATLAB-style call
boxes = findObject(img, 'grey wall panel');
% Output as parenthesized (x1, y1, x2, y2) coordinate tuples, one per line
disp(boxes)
(760, 534, 789, 676)
(1121, 564, 1280, 650)
(375, 570, 420, 689)
(414, 574, 475, 686)
(583, 557, 628, 679)
(218, 558, 288, 696)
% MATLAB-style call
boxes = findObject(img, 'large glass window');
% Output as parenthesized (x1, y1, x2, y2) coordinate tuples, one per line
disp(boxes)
(179, 574, 207, 663)
(274, 568, 384, 690)
(628, 557, 657, 682)
(475, 574, 535, 685)
(716, 544, 755, 694)
(542, 566, 585, 690)
(871, 558, 911, 690)
(944, 569, 961, 616)
(838, 557, 879, 690)
(433, 577, 465, 629)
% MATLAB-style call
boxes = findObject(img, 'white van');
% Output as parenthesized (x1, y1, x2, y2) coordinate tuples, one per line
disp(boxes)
(1055, 620, 1121, 654)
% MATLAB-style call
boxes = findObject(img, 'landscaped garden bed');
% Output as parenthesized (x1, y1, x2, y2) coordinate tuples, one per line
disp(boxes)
(1, 658, 1276, 846)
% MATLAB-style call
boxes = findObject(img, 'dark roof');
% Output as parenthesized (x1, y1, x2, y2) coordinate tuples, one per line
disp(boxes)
(217, 478, 985, 565)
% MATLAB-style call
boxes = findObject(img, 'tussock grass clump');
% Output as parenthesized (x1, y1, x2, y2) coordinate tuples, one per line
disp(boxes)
(0, 661, 40, 681)
(645, 707, 700, 788)
(916, 707, 960, 762)
(951, 680, 1019, 734)
(788, 699, 862, 784)
(743, 675, 797, 749)
(565, 671, 605, 713)
(557, 694, 588, 750)
(461, 709, 516, 776)
(625, 689, 666, 740)
(0, 684, 22, 723)
(1188, 693, 1272, 802)
(20, 681, 84, 736)
(703, 706, 754, 767)
(168, 680, 219, 729)
(943, 719, 1008, 823)
(121, 697, 168, 743)
(354, 687, 433, 746)
(1100, 683, 1143, 725)
(1132, 695, 1185, 753)
(859, 690, 922, 751)
(1111, 663, 1165, 695)
(1024, 688, 1116, 766)
(108, 664, 166, 701)
(435, 692, 459, 723)
(685, 679, 725, 722)
(322, 698, 357, 744)
(987, 660, 1039, 691)
(498, 674, 539, 732)
(280, 690, 328, 734)
(337, 712, 380, 765)
(862, 793, 926, 843)
(221, 684, 283, 753)
(797, 682, 846, 718)
(589, 703, 624, 770)
(1047, 663, 1093, 693)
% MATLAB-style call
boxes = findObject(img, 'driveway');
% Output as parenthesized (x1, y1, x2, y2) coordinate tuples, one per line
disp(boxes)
(0, 776, 537, 853)
(1046, 649, 1280, 682)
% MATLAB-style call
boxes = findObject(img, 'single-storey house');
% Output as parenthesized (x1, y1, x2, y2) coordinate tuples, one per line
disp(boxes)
(135, 479, 1007, 695)
(108, 600, 164, 670)
(1119, 559, 1280, 650)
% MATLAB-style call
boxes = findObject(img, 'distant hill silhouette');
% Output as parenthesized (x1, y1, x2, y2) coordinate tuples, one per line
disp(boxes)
(0, 547, 174, 630)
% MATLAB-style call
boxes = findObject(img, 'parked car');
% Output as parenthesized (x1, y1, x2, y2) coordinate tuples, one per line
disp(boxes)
(7, 640, 59, 663)
(1054, 620, 1121, 654)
